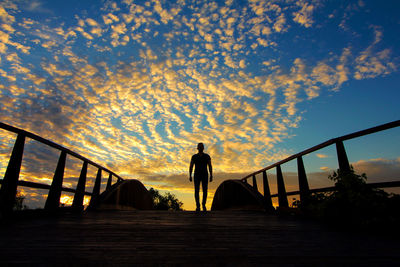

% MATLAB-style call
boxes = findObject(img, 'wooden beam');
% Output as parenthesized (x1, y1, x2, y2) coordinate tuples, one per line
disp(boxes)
(336, 140, 351, 173)
(0, 180, 92, 195)
(72, 161, 88, 210)
(252, 175, 258, 192)
(89, 168, 102, 208)
(106, 173, 112, 190)
(270, 180, 400, 198)
(0, 134, 25, 216)
(276, 165, 288, 208)
(297, 156, 310, 204)
(45, 151, 67, 211)
(262, 171, 274, 210)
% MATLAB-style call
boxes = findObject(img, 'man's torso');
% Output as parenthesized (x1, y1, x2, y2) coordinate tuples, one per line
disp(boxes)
(192, 153, 210, 178)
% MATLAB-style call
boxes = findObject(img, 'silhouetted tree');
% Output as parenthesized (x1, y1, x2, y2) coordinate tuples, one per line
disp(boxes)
(149, 188, 183, 211)
(299, 167, 400, 230)
(325, 168, 389, 224)
(14, 191, 28, 210)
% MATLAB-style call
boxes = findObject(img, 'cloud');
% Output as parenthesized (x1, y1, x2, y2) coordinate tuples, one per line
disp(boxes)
(293, 2, 315, 28)
(153, 0, 177, 24)
(111, 23, 127, 37)
(0, 27, 31, 54)
(1, 23, 14, 33)
(335, 47, 351, 86)
(273, 13, 286, 33)
(352, 27, 396, 80)
(257, 38, 268, 47)
(86, 18, 99, 27)
(103, 13, 119, 24)
(75, 26, 93, 40)
(0, 5, 15, 24)
(311, 62, 339, 86)
(0, 30, 10, 44)
(352, 158, 400, 183)
(23, 0, 53, 14)
(354, 49, 396, 80)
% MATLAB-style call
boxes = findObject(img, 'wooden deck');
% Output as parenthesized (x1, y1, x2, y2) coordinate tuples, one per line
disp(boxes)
(1, 210, 399, 266)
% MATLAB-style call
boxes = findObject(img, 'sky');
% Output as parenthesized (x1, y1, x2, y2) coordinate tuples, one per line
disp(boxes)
(0, 0, 399, 210)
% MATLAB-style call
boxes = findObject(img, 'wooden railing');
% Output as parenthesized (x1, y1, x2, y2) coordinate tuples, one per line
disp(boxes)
(241, 120, 400, 208)
(0, 122, 124, 216)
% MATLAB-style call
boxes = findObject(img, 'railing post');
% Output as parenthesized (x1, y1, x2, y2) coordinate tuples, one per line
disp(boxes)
(252, 174, 258, 192)
(297, 156, 310, 205)
(89, 168, 102, 208)
(276, 165, 288, 208)
(262, 171, 274, 211)
(0, 134, 25, 216)
(45, 151, 67, 211)
(72, 161, 88, 211)
(336, 140, 351, 173)
(106, 173, 112, 190)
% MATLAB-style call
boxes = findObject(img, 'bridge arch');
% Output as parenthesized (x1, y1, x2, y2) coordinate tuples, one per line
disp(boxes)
(211, 179, 268, 211)
(96, 179, 154, 210)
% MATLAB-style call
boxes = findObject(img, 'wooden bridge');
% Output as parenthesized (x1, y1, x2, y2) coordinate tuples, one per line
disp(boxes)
(0, 120, 399, 265)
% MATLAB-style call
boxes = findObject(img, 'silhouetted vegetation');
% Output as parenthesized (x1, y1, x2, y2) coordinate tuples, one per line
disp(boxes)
(149, 188, 183, 211)
(14, 191, 28, 210)
(297, 167, 400, 230)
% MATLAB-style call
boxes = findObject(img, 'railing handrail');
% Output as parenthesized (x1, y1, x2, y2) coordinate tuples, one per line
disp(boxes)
(0, 179, 93, 196)
(242, 120, 400, 180)
(0, 122, 123, 181)
(0, 122, 126, 214)
(270, 180, 400, 198)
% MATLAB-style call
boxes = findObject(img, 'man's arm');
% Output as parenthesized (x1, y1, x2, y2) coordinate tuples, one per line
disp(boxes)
(189, 158, 194, 182)
(208, 158, 213, 182)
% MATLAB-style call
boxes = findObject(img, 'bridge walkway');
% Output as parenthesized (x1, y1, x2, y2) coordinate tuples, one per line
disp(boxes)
(1, 210, 399, 266)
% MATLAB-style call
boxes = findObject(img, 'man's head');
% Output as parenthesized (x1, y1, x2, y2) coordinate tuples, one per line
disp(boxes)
(197, 142, 204, 152)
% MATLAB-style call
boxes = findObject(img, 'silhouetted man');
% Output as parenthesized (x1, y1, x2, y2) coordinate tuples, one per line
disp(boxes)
(189, 143, 213, 211)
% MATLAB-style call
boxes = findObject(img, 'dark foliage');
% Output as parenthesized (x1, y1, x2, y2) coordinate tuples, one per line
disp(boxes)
(14, 191, 28, 211)
(298, 167, 400, 230)
(149, 188, 183, 211)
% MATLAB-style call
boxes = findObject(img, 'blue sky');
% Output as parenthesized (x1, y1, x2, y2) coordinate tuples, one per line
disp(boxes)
(0, 0, 399, 210)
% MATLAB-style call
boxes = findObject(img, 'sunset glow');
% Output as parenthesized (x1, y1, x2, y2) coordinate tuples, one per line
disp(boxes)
(1, 0, 399, 210)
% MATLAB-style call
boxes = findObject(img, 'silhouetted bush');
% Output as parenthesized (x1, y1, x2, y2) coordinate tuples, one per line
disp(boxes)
(299, 167, 400, 230)
(14, 191, 28, 211)
(149, 188, 183, 211)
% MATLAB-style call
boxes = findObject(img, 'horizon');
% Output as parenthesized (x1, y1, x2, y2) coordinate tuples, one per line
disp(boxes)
(0, 0, 399, 210)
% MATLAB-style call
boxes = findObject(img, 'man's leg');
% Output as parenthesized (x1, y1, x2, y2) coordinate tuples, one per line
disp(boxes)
(201, 177, 208, 211)
(194, 177, 201, 211)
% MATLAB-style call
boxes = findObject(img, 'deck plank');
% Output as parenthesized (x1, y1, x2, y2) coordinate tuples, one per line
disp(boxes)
(0, 210, 399, 265)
